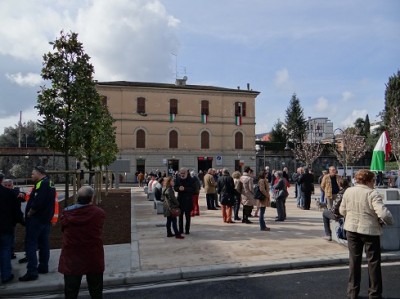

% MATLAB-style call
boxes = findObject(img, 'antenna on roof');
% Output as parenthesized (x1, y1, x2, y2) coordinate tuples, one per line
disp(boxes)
(171, 52, 178, 79)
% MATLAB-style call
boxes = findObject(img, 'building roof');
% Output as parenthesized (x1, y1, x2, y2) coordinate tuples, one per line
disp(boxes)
(97, 81, 260, 96)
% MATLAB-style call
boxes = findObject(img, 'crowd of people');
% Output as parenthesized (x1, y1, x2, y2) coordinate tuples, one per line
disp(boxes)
(0, 164, 395, 298)
(145, 165, 394, 299)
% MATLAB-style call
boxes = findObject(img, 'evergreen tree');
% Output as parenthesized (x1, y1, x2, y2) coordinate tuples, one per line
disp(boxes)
(269, 119, 287, 143)
(0, 121, 43, 147)
(383, 70, 400, 127)
(284, 93, 307, 143)
(364, 114, 371, 136)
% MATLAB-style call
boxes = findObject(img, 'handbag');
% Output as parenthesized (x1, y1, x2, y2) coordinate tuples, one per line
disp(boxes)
(270, 199, 277, 208)
(170, 207, 181, 217)
(254, 184, 266, 200)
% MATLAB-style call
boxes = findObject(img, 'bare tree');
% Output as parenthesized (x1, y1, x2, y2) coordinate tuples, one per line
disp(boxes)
(332, 129, 367, 175)
(292, 142, 323, 168)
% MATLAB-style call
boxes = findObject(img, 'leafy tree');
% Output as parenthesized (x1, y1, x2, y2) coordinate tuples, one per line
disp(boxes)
(36, 30, 113, 203)
(354, 118, 365, 136)
(284, 93, 307, 143)
(0, 121, 43, 147)
(383, 70, 400, 128)
(269, 119, 287, 143)
(75, 101, 118, 183)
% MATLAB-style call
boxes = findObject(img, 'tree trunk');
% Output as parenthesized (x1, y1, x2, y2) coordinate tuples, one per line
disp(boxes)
(64, 153, 69, 208)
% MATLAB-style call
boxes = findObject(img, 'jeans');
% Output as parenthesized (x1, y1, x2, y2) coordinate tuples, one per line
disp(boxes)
(322, 210, 336, 236)
(296, 184, 304, 207)
(346, 231, 382, 299)
(25, 217, 51, 276)
(0, 233, 13, 281)
(64, 273, 103, 299)
(320, 188, 325, 203)
(166, 216, 179, 235)
(259, 207, 266, 229)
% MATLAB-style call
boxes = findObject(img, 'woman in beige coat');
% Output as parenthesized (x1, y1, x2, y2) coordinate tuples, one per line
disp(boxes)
(240, 167, 256, 224)
(339, 169, 393, 299)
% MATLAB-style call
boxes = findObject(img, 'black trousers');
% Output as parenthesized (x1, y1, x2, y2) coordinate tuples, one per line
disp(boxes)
(206, 193, 215, 209)
(178, 209, 191, 234)
(346, 231, 382, 299)
(64, 273, 103, 299)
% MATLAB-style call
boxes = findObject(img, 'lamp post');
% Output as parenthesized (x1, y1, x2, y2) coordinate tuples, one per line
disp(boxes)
(255, 140, 266, 172)
(333, 128, 347, 178)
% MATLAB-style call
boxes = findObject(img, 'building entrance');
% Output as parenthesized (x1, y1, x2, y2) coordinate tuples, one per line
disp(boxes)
(168, 159, 179, 175)
(198, 157, 213, 173)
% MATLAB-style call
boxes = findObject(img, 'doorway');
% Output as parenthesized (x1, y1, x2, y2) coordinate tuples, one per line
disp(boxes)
(197, 157, 213, 173)
(168, 159, 179, 175)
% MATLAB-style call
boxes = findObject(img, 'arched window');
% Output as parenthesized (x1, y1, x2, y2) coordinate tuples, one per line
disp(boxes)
(235, 132, 243, 149)
(169, 130, 178, 148)
(136, 129, 145, 148)
(201, 131, 210, 149)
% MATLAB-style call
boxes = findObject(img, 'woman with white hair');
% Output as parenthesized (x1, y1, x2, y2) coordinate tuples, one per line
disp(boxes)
(272, 171, 288, 222)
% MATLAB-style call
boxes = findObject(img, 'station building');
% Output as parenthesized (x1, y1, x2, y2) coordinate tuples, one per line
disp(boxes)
(96, 79, 260, 178)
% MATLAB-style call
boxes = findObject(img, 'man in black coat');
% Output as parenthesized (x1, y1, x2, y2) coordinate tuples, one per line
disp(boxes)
(174, 168, 194, 234)
(0, 173, 24, 283)
(298, 168, 314, 210)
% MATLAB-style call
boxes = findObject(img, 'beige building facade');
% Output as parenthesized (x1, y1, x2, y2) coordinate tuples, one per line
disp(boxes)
(96, 80, 259, 179)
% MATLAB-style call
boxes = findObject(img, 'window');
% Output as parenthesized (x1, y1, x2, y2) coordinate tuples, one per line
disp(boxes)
(201, 131, 210, 149)
(136, 129, 145, 148)
(201, 100, 209, 115)
(235, 102, 246, 116)
(235, 132, 243, 149)
(137, 97, 146, 114)
(169, 130, 178, 148)
(170, 98, 178, 115)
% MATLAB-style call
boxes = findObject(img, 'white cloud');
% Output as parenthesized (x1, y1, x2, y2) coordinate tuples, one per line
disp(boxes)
(341, 91, 354, 102)
(5, 72, 42, 87)
(315, 97, 329, 112)
(274, 68, 290, 89)
(341, 109, 368, 127)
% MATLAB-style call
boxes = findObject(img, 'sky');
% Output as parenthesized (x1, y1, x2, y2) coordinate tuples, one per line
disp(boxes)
(0, 0, 399, 135)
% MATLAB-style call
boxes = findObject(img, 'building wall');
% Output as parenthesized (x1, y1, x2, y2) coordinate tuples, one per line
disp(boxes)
(97, 82, 259, 179)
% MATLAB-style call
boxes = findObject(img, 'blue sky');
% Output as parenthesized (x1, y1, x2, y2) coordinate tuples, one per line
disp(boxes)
(0, 0, 399, 134)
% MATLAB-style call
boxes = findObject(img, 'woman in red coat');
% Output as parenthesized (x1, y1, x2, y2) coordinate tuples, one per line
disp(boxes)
(58, 186, 105, 299)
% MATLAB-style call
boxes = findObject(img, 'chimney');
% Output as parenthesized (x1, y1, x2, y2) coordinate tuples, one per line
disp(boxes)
(247, 83, 250, 90)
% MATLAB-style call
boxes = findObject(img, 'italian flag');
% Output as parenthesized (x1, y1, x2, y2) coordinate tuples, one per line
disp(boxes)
(201, 114, 208, 124)
(235, 115, 242, 126)
(370, 131, 391, 171)
(169, 113, 176, 123)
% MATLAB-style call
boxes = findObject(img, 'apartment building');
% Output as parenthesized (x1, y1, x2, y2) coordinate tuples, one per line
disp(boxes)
(305, 117, 334, 143)
(96, 79, 260, 177)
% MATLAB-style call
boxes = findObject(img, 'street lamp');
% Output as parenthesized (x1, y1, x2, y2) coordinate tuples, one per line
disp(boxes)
(333, 128, 347, 178)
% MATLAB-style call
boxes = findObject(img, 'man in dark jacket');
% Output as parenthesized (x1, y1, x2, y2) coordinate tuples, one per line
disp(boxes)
(174, 167, 194, 234)
(19, 166, 56, 282)
(298, 168, 314, 210)
(58, 185, 106, 298)
(0, 173, 24, 283)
